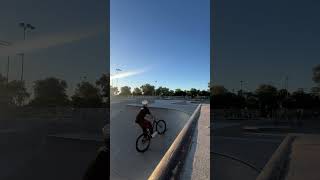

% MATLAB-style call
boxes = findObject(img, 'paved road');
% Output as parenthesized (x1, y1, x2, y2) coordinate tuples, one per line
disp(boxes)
(110, 104, 191, 180)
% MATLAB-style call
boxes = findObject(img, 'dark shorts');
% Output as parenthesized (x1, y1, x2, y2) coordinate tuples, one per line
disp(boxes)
(137, 119, 152, 129)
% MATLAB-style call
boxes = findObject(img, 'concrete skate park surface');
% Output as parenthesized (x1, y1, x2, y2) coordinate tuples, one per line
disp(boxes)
(127, 100, 199, 115)
(111, 100, 198, 180)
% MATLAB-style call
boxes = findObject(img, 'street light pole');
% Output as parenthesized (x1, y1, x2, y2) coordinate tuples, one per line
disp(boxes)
(19, 22, 35, 82)
(6, 56, 10, 84)
(17, 53, 24, 81)
(21, 54, 24, 81)
(0, 41, 11, 84)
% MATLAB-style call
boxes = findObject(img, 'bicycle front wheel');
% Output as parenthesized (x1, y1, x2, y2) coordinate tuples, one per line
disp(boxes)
(136, 134, 151, 153)
(156, 120, 167, 134)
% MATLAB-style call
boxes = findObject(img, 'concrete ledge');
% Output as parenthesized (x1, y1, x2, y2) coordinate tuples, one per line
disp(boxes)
(148, 104, 202, 180)
(256, 134, 296, 180)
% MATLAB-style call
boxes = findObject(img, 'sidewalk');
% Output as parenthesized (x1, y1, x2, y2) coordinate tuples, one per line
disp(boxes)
(256, 133, 320, 180)
(284, 134, 320, 180)
(180, 104, 210, 179)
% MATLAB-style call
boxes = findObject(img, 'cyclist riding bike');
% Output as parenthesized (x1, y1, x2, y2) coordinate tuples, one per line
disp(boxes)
(136, 100, 154, 138)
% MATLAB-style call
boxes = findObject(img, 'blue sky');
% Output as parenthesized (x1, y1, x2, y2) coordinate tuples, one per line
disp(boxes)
(213, 0, 320, 92)
(111, 0, 210, 91)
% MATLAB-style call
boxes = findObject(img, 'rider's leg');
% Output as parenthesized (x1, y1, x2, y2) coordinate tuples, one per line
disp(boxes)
(139, 122, 148, 138)
(145, 120, 153, 135)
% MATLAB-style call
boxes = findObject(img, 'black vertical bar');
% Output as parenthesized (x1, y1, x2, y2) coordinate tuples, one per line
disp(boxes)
(7, 56, 9, 84)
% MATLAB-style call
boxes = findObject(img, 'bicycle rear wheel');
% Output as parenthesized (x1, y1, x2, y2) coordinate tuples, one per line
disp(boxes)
(156, 120, 167, 134)
(136, 134, 151, 153)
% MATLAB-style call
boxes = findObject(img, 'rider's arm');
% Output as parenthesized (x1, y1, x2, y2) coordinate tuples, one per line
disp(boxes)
(145, 107, 151, 115)
(145, 107, 153, 119)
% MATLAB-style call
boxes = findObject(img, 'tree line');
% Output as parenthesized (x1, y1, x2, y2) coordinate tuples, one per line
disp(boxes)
(111, 84, 210, 97)
(0, 73, 210, 108)
(0, 73, 110, 108)
(211, 64, 320, 114)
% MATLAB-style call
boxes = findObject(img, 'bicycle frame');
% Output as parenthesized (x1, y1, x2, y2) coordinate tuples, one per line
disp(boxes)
(151, 116, 157, 132)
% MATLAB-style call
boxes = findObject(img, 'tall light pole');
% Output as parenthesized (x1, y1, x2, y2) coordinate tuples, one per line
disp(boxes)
(17, 53, 24, 81)
(6, 56, 10, 84)
(240, 80, 244, 96)
(0, 40, 11, 83)
(18, 22, 35, 81)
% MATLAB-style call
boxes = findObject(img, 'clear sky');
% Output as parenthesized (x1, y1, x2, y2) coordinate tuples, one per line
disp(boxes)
(0, 0, 108, 96)
(111, 0, 210, 91)
(213, 0, 320, 93)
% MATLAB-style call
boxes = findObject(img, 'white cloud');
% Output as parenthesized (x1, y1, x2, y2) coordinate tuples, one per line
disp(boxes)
(0, 26, 102, 56)
(110, 68, 150, 80)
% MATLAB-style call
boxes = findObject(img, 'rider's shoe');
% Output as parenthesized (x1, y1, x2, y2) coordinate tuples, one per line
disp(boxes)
(151, 132, 157, 138)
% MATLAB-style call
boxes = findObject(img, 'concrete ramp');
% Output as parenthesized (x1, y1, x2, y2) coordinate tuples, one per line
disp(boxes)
(110, 106, 190, 180)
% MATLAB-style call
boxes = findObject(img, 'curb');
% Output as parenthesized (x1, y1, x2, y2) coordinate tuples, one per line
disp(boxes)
(148, 104, 202, 180)
(256, 134, 296, 180)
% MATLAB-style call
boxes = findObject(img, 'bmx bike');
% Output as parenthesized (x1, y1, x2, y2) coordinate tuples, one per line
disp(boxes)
(135, 116, 167, 153)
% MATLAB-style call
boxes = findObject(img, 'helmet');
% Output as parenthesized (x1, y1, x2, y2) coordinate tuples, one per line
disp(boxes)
(142, 100, 149, 106)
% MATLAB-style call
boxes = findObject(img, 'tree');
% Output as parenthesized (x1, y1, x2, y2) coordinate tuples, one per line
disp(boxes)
(312, 64, 320, 85)
(7, 80, 30, 106)
(119, 86, 131, 96)
(0, 74, 9, 106)
(174, 89, 186, 96)
(185, 90, 191, 97)
(110, 86, 119, 96)
(30, 77, 69, 107)
(156, 86, 170, 96)
(168, 90, 175, 96)
(140, 84, 155, 96)
(199, 90, 210, 96)
(291, 89, 314, 109)
(277, 89, 290, 106)
(0, 74, 6, 85)
(71, 81, 103, 108)
(132, 87, 142, 96)
(245, 96, 259, 109)
(212, 91, 245, 109)
(96, 73, 110, 98)
(212, 85, 228, 95)
(255, 84, 278, 113)
(311, 87, 320, 96)
(190, 88, 199, 98)
(0, 75, 30, 106)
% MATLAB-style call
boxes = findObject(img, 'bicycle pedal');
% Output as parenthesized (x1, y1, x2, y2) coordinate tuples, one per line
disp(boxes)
(151, 132, 158, 138)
